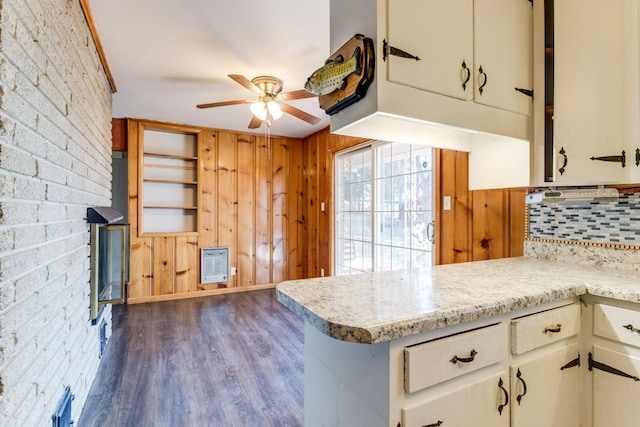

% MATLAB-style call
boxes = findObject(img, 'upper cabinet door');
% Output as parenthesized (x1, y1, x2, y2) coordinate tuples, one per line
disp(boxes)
(474, 0, 533, 116)
(552, 0, 625, 183)
(386, 0, 474, 101)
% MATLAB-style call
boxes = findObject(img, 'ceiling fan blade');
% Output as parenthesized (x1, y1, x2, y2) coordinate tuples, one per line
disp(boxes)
(228, 74, 264, 95)
(281, 104, 322, 125)
(248, 115, 263, 129)
(197, 99, 252, 109)
(279, 89, 317, 101)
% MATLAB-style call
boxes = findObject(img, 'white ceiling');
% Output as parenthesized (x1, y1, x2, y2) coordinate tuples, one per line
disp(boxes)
(87, 0, 331, 139)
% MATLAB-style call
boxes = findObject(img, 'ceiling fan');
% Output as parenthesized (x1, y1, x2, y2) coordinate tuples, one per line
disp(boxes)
(197, 74, 322, 129)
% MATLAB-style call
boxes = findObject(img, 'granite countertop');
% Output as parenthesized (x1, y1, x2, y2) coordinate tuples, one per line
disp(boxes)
(276, 257, 640, 344)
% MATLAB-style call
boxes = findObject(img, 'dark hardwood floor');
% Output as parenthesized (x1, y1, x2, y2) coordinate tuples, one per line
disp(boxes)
(78, 289, 304, 427)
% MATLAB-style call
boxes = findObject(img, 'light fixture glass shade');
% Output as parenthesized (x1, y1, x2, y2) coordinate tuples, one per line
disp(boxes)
(250, 101, 268, 121)
(267, 101, 283, 119)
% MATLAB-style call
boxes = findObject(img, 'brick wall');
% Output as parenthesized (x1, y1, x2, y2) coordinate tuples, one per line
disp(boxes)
(0, 0, 112, 425)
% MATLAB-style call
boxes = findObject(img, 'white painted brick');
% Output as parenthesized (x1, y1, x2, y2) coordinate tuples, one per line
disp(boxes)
(0, 0, 113, 424)
(12, 224, 45, 249)
(0, 143, 37, 176)
(12, 174, 47, 201)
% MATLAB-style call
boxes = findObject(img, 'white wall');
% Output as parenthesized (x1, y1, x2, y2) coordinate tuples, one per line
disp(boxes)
(0, 0, 112, 424)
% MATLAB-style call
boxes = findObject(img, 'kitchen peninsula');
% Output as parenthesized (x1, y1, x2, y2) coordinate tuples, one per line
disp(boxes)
(276, 255, 640, 427)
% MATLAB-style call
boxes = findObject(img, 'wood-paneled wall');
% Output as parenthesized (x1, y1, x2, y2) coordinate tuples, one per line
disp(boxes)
(124, 120, 525, 303)
(434, 149, 525, 264)
(300, 128, 526, 275)
(127, 119, 304, 303)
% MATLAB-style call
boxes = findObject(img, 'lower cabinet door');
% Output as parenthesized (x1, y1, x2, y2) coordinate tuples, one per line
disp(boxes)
(593, 345, 640, 427)
(402, 372, 510, 427)
(510, 343, 580, 427)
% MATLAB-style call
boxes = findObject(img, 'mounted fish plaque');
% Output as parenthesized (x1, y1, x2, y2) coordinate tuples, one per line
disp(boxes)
(305, 34, 375, 116)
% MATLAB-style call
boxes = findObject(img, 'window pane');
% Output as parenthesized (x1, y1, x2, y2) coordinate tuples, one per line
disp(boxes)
(375, 244, 392, 271)
(362, 212, 372, 243)
(335, 143, 433, 276)
(378, 144, 393, 178)
(411, 145, 433, 173)
(392, 143, 412, 176)
(377, 212, 392, 245)
(411, 250, 430, 269)
(392, 247, 411, 270)
(411, 211, 432, 250)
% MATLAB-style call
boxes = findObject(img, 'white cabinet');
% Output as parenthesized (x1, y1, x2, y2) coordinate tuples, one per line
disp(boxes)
(402, 372, 510, 427)
(329, 0, 532, 190)
(404, 323, 506, 392)
(387, 0, 532, 116)
(590, 303, 640, 427)
(474, 0, 533, 115)
(532, 0, 640, 185)
(386, 0, 473, 101)
(509, 303, 581, 427)
(510, 343, 581, 427)
(401, 323, 509, 426)
(591, 346, 640, 427)
(400, 303, 581, 427)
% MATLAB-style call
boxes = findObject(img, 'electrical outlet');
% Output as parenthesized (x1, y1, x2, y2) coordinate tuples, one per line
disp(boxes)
(231, 267, 237, 275)
(320, 268, 325, 277)
(321, 202, 325, 212)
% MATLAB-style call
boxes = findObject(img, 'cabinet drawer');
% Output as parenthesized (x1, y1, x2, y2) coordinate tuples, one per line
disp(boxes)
(511, 304, 580, 355)
(404, 323, 507, 393)
(594, 304, 640, 349)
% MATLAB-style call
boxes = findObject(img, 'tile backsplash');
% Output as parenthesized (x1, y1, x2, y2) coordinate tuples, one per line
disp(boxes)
(528, 192, 640, 244)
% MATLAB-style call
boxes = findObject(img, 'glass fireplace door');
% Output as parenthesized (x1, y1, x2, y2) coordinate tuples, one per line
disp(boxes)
(90, 223, 129, 321)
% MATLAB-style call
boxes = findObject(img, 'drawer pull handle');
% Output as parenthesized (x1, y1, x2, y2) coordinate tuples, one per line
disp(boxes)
(497, 377, 509, 415)
(623, 324, 640, 335)
(516, 368, 528, 405)
(449, 349, 477, 364)
(544, 324, 562, 334)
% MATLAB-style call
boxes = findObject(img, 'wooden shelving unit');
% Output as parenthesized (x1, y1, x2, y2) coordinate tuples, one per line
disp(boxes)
(139, 124, 201, 235)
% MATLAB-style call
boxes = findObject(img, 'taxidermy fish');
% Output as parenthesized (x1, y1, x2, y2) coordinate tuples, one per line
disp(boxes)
(305, 47, 362, 96)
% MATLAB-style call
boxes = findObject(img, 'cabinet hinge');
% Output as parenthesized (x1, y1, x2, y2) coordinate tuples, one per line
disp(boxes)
(590, 151, 626, 168)
(514, 87, 534, 99)
(383, 39, 421, 62)
(588, 352, 640, 381)
(560, 353, 580, 370)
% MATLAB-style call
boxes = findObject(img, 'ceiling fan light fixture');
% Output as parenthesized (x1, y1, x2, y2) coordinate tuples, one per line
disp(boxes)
(250, 101, 268, 121)
(267, 101, 283, 119)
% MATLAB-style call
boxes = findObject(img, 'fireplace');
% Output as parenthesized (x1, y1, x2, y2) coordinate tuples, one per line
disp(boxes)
(87, 207, 129, 321)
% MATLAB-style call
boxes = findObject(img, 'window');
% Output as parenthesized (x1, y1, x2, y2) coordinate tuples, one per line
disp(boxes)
(335, 142, 434, 275)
